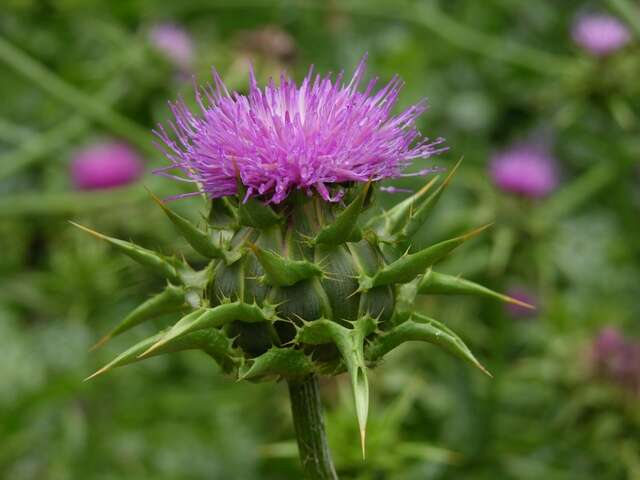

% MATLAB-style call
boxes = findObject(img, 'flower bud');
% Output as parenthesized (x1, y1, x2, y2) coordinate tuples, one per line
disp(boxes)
(149, 23, 194, 70)
(70, 141, 143, 190)
(572, 14, 631, 57)
(489, 143, 558, 198)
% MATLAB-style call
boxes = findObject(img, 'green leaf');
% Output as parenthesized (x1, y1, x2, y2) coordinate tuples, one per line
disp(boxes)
(85, 328, 235, 381)
(392, 278, 421, 323)
(149, 189, 241, 264)
(400, 158, 461, 240)
(418, 269, 534, 309)
(313, 182, 370, 245)
(359, 224, 490, 291)
(367, 175, 440, 238)
(366, 312, 491, 377)
(208, 197, 239, 230)
(250, 244, 323, 287)
(139, 301, 276, 358)
(236, 180, 282, 228)
(239, 348, 314, 381)
(238, 198, 282, 228)
(296, 317, 376, 456)
(90, 284, 187, 350)
(70, 222, 184, 284)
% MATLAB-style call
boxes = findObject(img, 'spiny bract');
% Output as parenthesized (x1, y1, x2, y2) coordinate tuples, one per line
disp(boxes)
(77, 58, 530, 453)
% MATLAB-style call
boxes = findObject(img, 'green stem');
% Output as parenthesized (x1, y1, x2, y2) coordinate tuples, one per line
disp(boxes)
(0, 78, 128, 180)
(0, 179, 163, 217)
(0, 118, 33, 145)
(534, 163, 618, 227)
(402, 2, 572, 76)
(0, 36, 154, 155)
(195, 0, 576, 76)
(606, 0, 640, 38)
(0, 117, 88, 180)
(287, 375, 338, 480)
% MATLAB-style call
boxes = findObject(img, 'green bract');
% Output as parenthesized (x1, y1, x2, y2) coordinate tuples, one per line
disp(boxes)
(77, 173, 530, 452)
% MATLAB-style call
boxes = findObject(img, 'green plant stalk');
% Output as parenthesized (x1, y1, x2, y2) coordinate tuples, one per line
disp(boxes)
(0, 179, 162, 217)
(0, 36, 154, 155)
(536, 163, 617, 226)
(0, 118, 33, 144)
(0, 78, 127, 180)
(287, 375, 339, 480)
(606, 0, 640, 38)
(0, 117, 87, 180)
(197, 0, 575, 76)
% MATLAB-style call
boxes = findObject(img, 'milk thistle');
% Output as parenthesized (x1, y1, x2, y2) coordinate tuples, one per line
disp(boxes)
(76, 56, 529, 479)
(572, 13, 631, 57)
(148, 23, 195, 71)
(489, 143, 558, 199)
(70, 141, 143, 190)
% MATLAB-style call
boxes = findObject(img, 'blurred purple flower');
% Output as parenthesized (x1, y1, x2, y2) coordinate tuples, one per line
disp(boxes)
(505, 286, 538, 318)
(489, 144, 558, 198)
(592, 327, 640, 393)
(71, 142, 143, 190)
(593, 327, 626, 363)
(149, 23, 194, 70)
(572, 14, 631, 56)
(155, 55, 446, 203)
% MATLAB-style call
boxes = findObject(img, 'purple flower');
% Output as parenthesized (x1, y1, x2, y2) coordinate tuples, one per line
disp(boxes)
(149, 23, 194, 70)
(593, 327, 626, 363)
(504, 287, 537, 318)
(71, 142, 143, 190)
(489, 144, 558, 199)
(572, 14, 631, 56)
(155, 55, 446, 203)
(592, 327, 640, 393)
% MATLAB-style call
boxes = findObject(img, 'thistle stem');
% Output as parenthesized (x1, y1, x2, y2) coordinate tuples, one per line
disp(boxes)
(287, 375, 338, 480)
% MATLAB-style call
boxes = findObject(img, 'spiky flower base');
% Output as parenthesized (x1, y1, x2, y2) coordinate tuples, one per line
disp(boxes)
(77, 169, 530, 472)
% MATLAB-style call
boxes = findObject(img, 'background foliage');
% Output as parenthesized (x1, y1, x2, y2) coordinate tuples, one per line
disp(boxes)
(1, 1, 639, 478)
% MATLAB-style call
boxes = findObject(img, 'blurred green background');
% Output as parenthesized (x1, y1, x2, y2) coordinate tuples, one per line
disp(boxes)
(1, 1, 640, 479)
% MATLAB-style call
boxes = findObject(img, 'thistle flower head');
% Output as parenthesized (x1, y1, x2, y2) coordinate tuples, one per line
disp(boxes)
(79, 56, 529, 459)
(149, 23, 194, 70)
(155, 55, 446, 203)
(489, 143, 558, 199)
(572, 14, 631, 56)
(70, 141, 143, 190)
